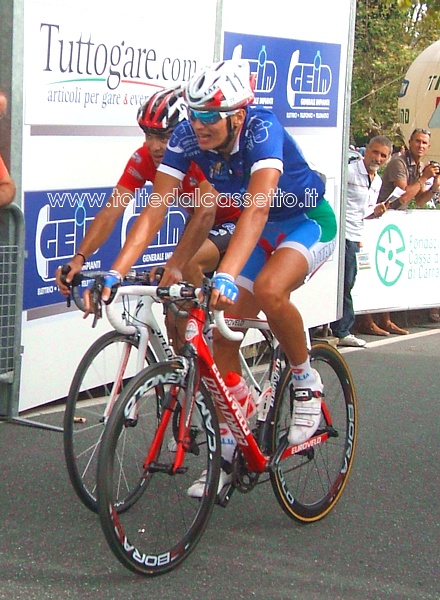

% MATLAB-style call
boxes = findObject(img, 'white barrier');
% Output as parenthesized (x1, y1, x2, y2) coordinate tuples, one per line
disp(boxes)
(352, 209, 440, 313)
(15, 0, 356, 411)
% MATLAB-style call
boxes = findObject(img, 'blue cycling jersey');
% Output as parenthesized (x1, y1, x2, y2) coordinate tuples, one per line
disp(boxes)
(157, 106, 325, 221)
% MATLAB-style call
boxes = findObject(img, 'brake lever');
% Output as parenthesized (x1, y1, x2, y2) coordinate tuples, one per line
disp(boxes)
(60, 264, 72, 308)
(92, 310, 101, 328)
(89, 279, 103, 328)
(155, 266, 165, 282)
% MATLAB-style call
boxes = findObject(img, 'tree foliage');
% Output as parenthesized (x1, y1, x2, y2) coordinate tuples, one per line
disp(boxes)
(351, 0, 440, 145)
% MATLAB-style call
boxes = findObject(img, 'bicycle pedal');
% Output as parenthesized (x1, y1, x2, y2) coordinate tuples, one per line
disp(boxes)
(147, 461, 188, 475)
(215, 483, 235, 508)
(187, 440, 200, 456)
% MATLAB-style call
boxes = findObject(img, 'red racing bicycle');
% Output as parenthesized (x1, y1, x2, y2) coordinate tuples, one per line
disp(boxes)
(95, 278, 357, 576)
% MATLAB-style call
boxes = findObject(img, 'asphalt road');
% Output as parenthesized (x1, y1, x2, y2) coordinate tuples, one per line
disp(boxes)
(1, 323, 439, 600)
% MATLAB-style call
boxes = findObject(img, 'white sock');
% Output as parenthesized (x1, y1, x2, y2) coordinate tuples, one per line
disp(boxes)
(290, 359, 322, 392)
(220, 423, 236, 463)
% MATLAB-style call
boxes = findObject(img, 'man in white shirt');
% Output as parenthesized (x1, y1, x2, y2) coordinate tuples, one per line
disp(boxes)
(332, 136, 393, 346)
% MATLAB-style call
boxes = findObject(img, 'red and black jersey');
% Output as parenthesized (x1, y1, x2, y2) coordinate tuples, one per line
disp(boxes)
(117, 144, 240, 224)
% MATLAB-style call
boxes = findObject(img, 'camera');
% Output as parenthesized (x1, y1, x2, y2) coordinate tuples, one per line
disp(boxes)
(428, 161, 440, 176)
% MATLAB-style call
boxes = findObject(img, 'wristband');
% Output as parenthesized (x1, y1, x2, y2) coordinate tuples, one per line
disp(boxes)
(75, 252, 86, 265)
(103, 270, 123, 289)
(212, 272, 239, 301)
(214, 272, 234, 282)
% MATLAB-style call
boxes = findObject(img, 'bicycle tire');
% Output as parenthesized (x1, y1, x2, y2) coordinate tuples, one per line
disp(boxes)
(97, 360, 221, 576)
(63, 330, 156, 513)
(270, 342, 357, 522)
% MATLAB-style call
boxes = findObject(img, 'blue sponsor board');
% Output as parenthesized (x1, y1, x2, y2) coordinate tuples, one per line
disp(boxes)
(223, 32, 341, 128)
(24, 186, 185, 310)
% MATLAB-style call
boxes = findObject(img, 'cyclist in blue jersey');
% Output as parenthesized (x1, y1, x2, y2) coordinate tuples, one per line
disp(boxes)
(99, 60, 337, 496)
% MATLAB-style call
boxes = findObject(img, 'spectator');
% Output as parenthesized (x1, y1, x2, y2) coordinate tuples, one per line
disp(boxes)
(378, 128, 439, 209)
(331, 136, 392, 346)
(357, 128, 440, 336)
(0, 88, 16, 207)
(392, 143, 406, 157)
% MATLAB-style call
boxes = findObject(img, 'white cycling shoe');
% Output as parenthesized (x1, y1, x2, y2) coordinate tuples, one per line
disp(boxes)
(187, 468, 232, 498)
(288, 370, 323, 446)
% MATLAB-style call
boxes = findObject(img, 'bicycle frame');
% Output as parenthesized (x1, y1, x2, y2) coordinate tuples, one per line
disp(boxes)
(106, 284, 329, 471)
(186, 306, 270, 474)
(107, 286, 269, 401)
(71, 268, 270, 396)
(99, 288, 175, 423)
(216, 316, 347, 465)
(165, 303, 337, 477)
(107, 287, 175, 362)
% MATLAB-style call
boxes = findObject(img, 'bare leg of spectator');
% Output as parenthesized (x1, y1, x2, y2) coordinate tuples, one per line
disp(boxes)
(377, 312, 408, 335)
(356, 313, 390, 336)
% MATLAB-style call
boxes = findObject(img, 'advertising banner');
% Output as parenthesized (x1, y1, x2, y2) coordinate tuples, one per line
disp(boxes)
(22, 0, 217, 312)
(353, 210, 440, 312)
(24, 186, 186, 310)
(23, 1, 215, 128)
(18, 0, 356, 411)
(223, 32, 341, 128)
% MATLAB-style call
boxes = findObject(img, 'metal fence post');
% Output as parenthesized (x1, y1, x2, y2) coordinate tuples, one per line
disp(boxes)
(0, 203, 25, 418)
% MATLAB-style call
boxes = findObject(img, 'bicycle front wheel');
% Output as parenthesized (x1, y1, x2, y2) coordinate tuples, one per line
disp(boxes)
(63, 330, 156, 512)
(270, 342, 357, 522)
(97, 361, 221, 576)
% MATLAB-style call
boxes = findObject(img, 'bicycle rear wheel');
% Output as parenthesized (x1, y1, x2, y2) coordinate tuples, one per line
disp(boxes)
(63, 330, 156, 512)
(97, 361, 221, 576)
(270, 342, 357, 522)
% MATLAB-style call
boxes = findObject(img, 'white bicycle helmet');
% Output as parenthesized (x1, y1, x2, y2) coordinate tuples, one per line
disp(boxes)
(185, 60, 254, 112)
